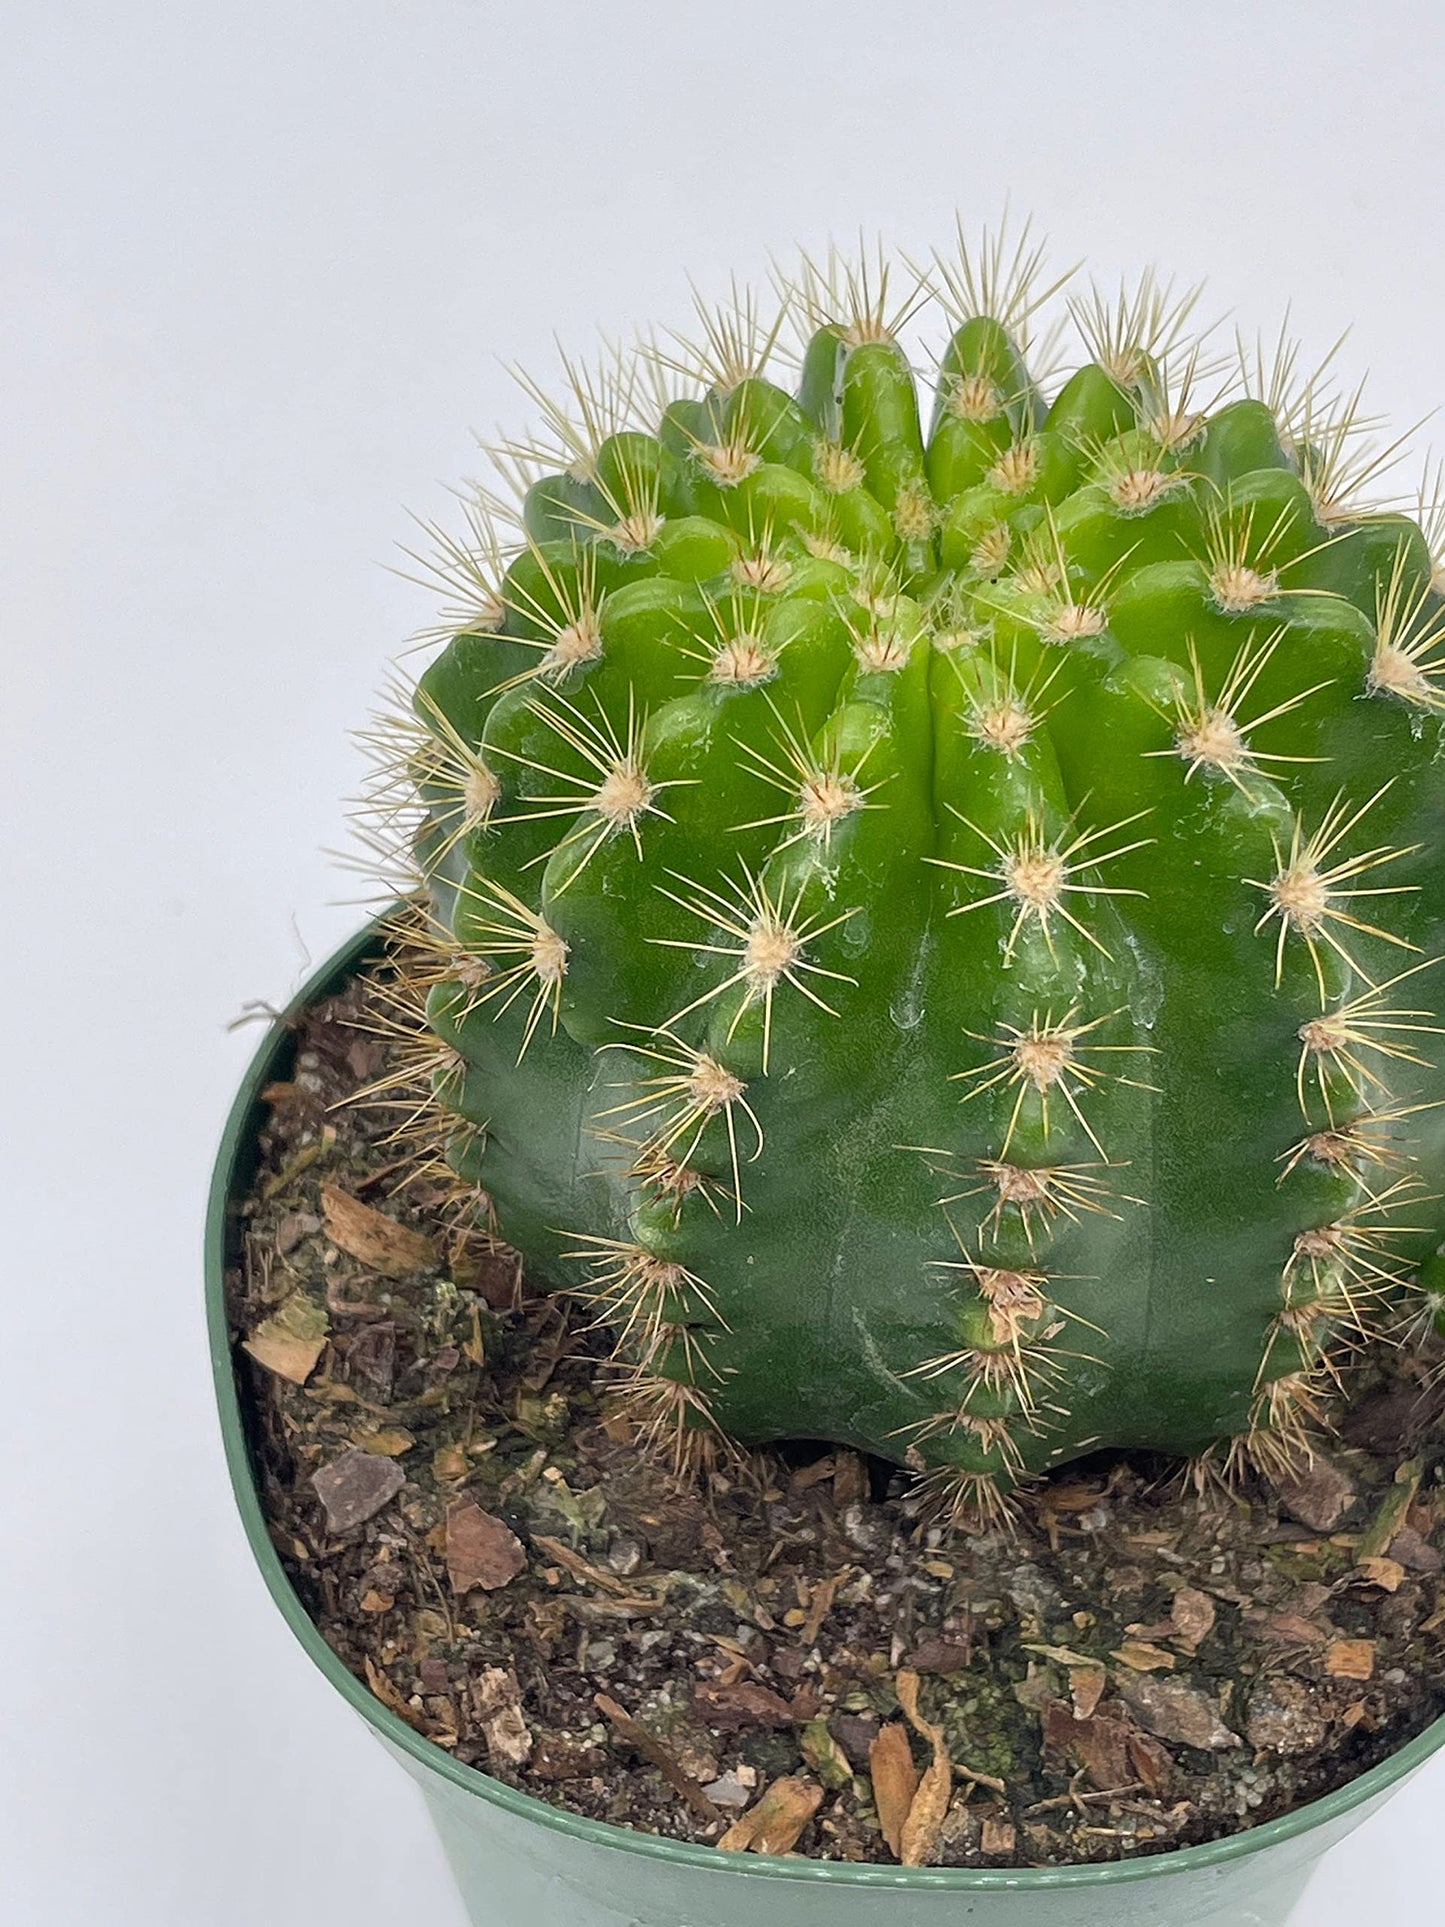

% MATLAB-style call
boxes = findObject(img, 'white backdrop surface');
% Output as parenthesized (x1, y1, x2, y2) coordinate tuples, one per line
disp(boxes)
(3, 3, 1442, 1919)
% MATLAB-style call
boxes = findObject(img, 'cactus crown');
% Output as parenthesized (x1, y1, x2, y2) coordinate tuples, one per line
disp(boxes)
(362, 222, 1445, 1527)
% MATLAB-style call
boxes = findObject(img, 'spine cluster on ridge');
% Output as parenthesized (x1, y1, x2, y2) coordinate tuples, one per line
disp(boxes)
(357, 227, 1445, 1526)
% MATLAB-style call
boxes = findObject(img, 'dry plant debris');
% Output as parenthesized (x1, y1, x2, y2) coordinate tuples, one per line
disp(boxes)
(223, 967, 1445, 1867)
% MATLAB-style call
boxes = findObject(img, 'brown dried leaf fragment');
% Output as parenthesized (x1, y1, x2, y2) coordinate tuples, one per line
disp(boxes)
(363, 1654, 425, 1731)
(692, 1679, 796, 1731)
(800, 1568, 852, 1645)
(832, 1451, 870, 1505)
(1041, 1700, 1133, 1790)
(475, 1666, 533, 1766)
(528, 1533, 643, 1597)
(321, 1182, 438, 1277)
(456, 1241, 524, 1310)
(1113, 1639, 1177, 1672)
(243, 1292, 329, 1384)
(1261, 1611, 1328, 1646)
(1126, 1728, 1175, 1796)
(259, 1079, 306, 1110)
(1169, 1586, 1217, 1648)
(901, 1754, 952, 1867)
(1357, 1555, 1406, 1592)
(1041, 1478, 1109, 1514)
(1022, 1642, 1100, 1668)
(354, 1426, 415, 1457)
(1069, 1663, 1108, 1721)
(1325, 1638, 1376, 1680)
(432, 1443, 469, 1483)
(445, 1498, 527, 1593)
(895, 1669, 953, 1868)
(868, 1722, 919, 1858)
(981, 1813, 1017, 1855)
(717, 1775, 823, 1855)
(1116, 1675, 1241, 1751)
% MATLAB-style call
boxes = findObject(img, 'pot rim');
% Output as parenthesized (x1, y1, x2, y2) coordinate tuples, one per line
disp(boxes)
(206, 908, 1445, 1892)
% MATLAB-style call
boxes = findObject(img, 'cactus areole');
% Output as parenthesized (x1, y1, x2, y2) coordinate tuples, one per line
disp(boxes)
(370, 233, 1445, 1525)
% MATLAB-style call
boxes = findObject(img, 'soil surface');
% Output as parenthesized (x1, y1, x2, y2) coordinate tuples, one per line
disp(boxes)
(224, 950, 1445, 1869)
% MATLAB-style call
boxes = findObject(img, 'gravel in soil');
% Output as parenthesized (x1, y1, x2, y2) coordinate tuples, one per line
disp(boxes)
(223, 955, 1445, 1869)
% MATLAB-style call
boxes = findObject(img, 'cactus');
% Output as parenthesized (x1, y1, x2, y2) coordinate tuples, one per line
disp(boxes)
(366, 227, 1445, 1525)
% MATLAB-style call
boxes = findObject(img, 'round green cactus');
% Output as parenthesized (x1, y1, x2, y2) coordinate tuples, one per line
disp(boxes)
(369, 229, 1445, 1522)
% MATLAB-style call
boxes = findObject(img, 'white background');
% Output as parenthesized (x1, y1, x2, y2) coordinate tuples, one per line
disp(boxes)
(4, 3, 1443, 1920)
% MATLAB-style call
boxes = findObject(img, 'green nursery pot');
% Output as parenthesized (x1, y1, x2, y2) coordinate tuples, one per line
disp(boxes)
(208, 915, 1445, 1927)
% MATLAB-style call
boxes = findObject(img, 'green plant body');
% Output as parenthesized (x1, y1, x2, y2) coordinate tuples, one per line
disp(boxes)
(369, 232, 1445, 1522)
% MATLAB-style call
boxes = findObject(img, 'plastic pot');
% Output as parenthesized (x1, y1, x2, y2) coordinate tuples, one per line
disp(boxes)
(207, 914, 1445, 1927)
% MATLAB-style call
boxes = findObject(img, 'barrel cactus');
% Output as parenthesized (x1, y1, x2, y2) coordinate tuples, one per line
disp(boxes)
(366, 228, 1445, 1526)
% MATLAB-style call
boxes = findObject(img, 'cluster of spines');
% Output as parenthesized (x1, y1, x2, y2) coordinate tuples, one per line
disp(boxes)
(1255, 960, 1445, 1449)
(349, 221, 1445, 1524)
